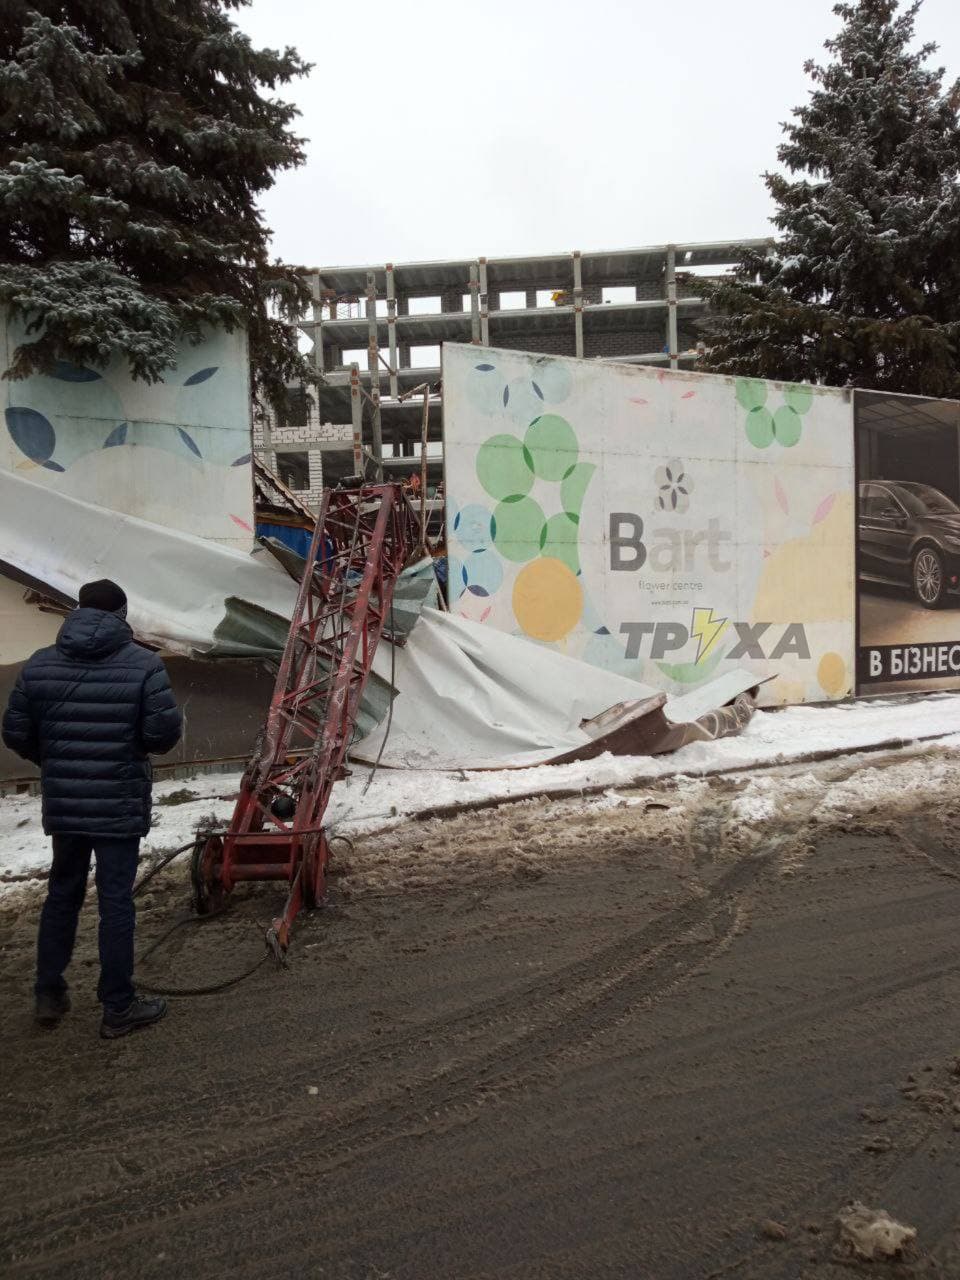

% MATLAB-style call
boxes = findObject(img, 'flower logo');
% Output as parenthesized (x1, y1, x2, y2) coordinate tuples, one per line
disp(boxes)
(655, 458, 693, 512)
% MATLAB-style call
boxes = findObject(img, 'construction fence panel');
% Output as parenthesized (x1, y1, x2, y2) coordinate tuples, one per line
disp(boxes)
(0, 311, 254, 550)
(442, 342, 856, 706)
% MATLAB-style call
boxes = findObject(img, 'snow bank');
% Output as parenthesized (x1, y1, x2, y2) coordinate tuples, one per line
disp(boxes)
(4, 692, 960, 888)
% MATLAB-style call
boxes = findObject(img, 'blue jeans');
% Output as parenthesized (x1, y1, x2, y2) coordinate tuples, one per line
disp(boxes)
(35, 834, 140, 1013)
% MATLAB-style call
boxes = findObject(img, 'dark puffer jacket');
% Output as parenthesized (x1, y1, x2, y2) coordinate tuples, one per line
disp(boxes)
(2, 609, 182, 836)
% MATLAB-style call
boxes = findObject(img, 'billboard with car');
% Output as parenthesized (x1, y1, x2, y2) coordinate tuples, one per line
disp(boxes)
(855, 390, 960, 693)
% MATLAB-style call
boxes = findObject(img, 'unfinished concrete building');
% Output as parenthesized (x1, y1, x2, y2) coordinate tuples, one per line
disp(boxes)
(254, 238, 770, 499)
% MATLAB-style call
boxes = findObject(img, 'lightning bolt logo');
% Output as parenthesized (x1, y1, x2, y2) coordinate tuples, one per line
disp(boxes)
(691, 607, 728, 665)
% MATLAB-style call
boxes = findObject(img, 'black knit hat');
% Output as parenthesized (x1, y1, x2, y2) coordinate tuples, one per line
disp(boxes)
(78, 579, 128, 617)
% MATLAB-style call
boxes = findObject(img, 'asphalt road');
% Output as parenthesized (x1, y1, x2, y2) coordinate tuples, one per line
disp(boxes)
(2, 750, 960, 1278)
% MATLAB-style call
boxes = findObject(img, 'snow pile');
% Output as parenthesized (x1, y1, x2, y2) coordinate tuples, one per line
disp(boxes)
(835, 1202, 916, 1262)
(731, 786, 778, 824)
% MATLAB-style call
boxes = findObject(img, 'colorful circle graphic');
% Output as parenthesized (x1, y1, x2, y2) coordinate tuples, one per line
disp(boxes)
(817, 652, 847, 697)
(539, 511, 580, 573)
(745, 406, 775, 449)
(784, 383, 814, 415)
(461, 549, 504, 597)
(452, 503, 494, 552)
(523, 414, 578, 481)
(492, 496, 546, 562)
(512, 557, 583, 642)
(476, 434, 534, 502)
(773, 405, 802, 448)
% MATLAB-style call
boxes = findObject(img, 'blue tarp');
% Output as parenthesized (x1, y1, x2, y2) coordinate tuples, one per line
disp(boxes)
(256, 521, 313, 559)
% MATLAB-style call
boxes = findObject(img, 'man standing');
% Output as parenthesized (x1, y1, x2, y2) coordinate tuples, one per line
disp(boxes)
(2, 579, 182, 1039)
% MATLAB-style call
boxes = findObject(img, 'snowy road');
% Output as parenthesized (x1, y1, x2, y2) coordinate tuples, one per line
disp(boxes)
(3, 740, 960, 1275)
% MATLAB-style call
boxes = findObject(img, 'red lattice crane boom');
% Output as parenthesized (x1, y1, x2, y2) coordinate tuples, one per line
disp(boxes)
(191, 482, 417, 954)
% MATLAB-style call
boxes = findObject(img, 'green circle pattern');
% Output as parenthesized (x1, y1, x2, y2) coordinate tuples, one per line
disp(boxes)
(539, 512, 580, 573)
(774, 405, 802, 448)
(736, 379, 768, 412)
(745, 406, 775, 449)
(477, 412, 590, 573)
(476, 434, 534, 501)
(492, 496, 546, 562)
(523, 414, 578, 481)
(560, 462, 595, 519)
(784, 383, 814, 415)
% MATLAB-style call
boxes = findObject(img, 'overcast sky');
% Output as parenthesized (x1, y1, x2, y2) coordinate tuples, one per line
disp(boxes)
(237, 0, 960, 270)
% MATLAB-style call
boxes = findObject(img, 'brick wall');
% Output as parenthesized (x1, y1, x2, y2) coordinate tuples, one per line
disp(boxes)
(584, 328, 666, 359)
(254, 398, 352, 509)
(269, 422, 352, 445)
(493, 331, 577, 357)
(457, 323, 682, 361)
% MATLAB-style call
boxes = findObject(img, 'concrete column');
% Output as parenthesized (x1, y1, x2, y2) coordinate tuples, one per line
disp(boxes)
(479, 258, 490, 346)
(310, 301, 324, 375)
(349, 363, 363, 477)
(260, 410, 276, 476)
(308, 274, 325, 375)
(469, 262, 481, 344)
(386, 263, 399, 400)
(365, 272, 383, 480)
(573, 250, 584, 359)
(525, 289, 537, 309)
(666, 245, 679, 370)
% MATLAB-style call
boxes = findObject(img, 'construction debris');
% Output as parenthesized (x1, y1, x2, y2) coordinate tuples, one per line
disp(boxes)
(835, 1202, 917, 1263)
(1, 468, 298, 656)
(352, 610, 762, 771)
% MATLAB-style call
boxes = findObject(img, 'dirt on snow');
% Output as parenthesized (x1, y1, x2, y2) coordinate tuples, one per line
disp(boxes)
(2, 746, 960, 1278)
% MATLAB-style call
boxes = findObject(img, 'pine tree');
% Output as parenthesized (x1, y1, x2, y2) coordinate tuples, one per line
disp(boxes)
(0, 3, 313, 408)
(702, 0, 960, 398)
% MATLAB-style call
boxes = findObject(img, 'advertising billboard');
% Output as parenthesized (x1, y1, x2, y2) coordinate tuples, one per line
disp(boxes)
(443, 344, 856, 706)
(1, 314, 253, 548)
(856, 389, 960, 694)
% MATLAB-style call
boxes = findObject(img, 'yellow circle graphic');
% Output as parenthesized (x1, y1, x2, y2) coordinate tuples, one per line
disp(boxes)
(513, 557, 583, 642)
(817, 651, 847, 698)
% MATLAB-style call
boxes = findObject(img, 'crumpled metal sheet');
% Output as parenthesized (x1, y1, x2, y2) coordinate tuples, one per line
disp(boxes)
(2, 469, 761, 772)
(353, 608, 763, 770)
(0, 468, 298, 656)
(547, 689, 757, 764)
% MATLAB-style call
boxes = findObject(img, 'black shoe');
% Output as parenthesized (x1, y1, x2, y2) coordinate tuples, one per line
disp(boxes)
(100, 995, 168, 1040)
(35, 990, 71, 1029)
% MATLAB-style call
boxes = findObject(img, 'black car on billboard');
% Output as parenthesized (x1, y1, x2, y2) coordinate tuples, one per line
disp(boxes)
(858, 480, 960, 608)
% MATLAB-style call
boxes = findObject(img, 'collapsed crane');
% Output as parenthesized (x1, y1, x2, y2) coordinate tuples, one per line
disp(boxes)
(190, 482, 417, 955)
